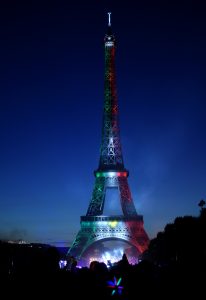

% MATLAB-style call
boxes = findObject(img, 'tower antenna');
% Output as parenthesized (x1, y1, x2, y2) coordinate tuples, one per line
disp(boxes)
(108, 12, 111, 26)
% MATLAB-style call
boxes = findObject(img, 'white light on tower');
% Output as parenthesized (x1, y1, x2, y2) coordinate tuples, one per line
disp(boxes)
(108, 12, 111, 26)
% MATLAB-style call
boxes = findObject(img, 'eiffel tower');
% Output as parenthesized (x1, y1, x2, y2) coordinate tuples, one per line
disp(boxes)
(67, 13, 149, 266)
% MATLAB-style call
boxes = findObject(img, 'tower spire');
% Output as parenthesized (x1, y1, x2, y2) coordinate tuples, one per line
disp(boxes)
(98, 12, 124, 171)
(108, 12, 111, 26)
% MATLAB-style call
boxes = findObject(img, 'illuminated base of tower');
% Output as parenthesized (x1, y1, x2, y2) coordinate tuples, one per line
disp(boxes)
(67, 215, 149, 267)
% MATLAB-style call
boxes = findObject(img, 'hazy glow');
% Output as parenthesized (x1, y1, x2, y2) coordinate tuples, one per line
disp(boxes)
(89, 247, 124, 265)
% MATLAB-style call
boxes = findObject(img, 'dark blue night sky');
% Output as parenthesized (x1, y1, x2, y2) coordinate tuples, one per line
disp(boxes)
(0, 0, 205, 245)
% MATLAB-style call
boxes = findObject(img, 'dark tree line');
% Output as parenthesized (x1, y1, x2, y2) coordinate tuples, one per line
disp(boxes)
(143, 203, 206, 269)
(141, 203, 206, 298)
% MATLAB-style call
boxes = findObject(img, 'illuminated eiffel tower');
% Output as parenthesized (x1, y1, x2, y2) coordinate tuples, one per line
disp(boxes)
(67, 13, 149, 265)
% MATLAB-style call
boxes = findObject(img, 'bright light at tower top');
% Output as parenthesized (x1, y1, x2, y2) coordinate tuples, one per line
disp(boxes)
(108, 12, 111, 26)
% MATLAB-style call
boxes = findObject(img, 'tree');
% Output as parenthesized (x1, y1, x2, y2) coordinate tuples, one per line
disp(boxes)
(198, 199, 206, 210)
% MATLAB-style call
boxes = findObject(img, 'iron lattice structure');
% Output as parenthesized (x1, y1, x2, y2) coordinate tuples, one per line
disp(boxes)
(67, 15, 149, 263)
